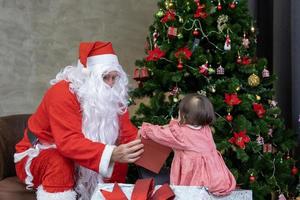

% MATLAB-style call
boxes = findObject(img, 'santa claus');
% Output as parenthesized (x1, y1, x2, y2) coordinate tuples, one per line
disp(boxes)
(14, 41, 144, 200)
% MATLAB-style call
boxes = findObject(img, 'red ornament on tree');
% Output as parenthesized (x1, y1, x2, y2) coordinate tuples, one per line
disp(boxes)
(253, 103, 266, 118)
(168, 26, 178, 38)
(193, 28, 200, 37)
(224, 93, 242, 106)
(177, 59, 183, 70)
(140, 67, 149, 81)
(229, 2, 236, 9)
(226, 113, 233, 122)
(228, 130, 250, 149)
(217, 2, 222, 11)
(249, 174, 256, 183)
(291, 166, 299, 176)
(236, 55, 242, 64)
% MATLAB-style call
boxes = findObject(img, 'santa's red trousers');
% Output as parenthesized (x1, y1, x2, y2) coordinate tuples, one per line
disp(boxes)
(16, 148, 75, 193)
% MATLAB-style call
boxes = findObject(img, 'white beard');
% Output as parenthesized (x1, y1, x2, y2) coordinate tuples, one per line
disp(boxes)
(72, 70, 127, 200)
(50, 64, 129, 200)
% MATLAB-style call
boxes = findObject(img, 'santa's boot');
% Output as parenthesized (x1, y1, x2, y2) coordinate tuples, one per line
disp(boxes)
(36, 185, 77, 200)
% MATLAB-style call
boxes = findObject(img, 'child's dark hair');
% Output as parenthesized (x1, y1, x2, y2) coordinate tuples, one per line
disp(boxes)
(179, 93, 216, 126)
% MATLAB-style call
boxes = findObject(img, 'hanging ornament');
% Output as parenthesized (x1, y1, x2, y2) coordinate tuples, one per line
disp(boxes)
(253, 103, 266, 118)
(193, 28, 200, 37)
(216, 65, 225, 75)
(268, 100, 278, 107)
(133, 67, 149, 82)
(268, 128, 273, 137)
(250, 25, 256, 33)
(226, 113, 233, 122)
(217, 1, 222, 11)
(170, 86, 180, 96)
(286, 152, 291, 160)
(177, 32, 183, 39)
(156, 9, 164, 18)
(198, 90, 207, 96)
(291, 166, 299, 175)
(224, 34, 231, 50)
(199, 62, 208, 76)
(177, 59, 183, 70)
(249, 174, 256, 183)
(140, 67, 150, 81)
(161, 10, 176, 23)
(167, 1, 175, 9)
(217, 15, 229, 32)
(241, 56, 251, 65)
(236, 54, 242, 64)
(168, 26, 178, 38)
(242, 33, 250, 48)
(262, 68, 270, 78)
(178, 16, 184, 23)
(278, 194, 287, 200)
(256, 135, 264, 145)
(133, 67, 142, 81)
(208, 84, 216, 93)
(229, 1, 237, 9)
(208, 66, 215, 74)
(235, 86, 240, 91)
(256, 95, 261, 101)
(248, 74, 260, 87)
(192, 38, 200, 52)
(153, 29, 159, 48)
(263, 143, 273, 153)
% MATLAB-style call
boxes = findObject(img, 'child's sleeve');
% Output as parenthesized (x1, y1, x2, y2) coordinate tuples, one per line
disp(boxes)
(140, 120, 186, 150)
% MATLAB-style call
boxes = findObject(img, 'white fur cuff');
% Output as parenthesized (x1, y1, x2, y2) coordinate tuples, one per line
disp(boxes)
(36, 185, 76, 200)
(99, 145, 115, 178)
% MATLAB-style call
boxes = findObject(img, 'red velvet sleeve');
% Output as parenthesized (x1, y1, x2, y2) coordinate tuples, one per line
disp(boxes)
(46, 86, 106, 172)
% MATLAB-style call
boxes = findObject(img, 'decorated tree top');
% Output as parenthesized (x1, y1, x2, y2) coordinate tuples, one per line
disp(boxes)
(131, 0, 299, 199)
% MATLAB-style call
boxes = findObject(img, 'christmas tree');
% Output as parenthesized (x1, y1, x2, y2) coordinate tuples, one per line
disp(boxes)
(130, 0, 298, 199)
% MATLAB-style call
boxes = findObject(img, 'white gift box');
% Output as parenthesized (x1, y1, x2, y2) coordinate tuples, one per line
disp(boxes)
(91, 183, 252, 200)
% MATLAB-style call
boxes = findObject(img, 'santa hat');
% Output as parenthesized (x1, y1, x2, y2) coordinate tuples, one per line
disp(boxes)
(78, 41, 121, 73)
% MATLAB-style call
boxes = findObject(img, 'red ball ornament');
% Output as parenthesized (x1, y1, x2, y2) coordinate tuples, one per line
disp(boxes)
(177, 60, 183, 70)
(229, 2, 236, 9)
(193, 28, 200, 37)
(226, 113, 233, 122)
(217, 2, 222, 11)
(249, 175, 256, 183)
(291, 166, 299, 175)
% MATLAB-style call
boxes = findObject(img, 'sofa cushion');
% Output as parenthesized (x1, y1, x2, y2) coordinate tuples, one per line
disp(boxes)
(0, 176, 35, 200)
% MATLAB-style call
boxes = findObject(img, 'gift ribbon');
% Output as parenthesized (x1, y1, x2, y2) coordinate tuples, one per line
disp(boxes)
(100, 178, 175, 200)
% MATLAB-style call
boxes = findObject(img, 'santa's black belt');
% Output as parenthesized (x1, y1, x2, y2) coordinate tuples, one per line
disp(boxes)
(27, 128, 38, 146)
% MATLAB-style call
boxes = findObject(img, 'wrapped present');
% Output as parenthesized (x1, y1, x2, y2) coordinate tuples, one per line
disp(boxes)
(168, 27, 177, 38)
(96, 178, 175, 200)
(91, 180, 253, 200)
(263, 143, 273, 153)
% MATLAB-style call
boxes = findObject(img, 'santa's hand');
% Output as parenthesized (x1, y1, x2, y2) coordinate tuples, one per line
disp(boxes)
(111, 139, 144, 163)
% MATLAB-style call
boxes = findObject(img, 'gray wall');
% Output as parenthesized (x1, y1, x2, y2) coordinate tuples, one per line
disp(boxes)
(0, 0, 157, 116)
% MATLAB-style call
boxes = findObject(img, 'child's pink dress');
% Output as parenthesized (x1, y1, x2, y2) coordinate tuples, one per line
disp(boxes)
(140, 120, 236, 196)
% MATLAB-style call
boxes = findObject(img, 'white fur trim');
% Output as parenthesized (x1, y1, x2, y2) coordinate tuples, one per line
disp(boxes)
(99, 145, 115, 178)
(36, 185, 76, 200)
(87, 54, 119, 67)
(14, 143, 56, 190)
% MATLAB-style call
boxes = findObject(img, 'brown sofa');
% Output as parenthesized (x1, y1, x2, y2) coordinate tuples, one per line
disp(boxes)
(0, 114, 35, 200)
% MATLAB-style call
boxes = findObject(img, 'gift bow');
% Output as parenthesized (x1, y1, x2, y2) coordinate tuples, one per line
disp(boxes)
(100, 178, 175, 200)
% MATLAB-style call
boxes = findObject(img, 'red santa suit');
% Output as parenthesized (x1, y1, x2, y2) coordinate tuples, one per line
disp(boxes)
(14, 41, 138, 200)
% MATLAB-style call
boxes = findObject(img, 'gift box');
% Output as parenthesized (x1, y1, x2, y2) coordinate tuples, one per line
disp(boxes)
(91, 179, 253, 200)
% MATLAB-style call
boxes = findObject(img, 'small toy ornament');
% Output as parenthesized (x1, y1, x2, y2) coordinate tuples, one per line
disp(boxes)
(224, 34, 231, 50)
(216, 65, 224, 75)
(242, 33, 250, 48)
(262, 68, 270, 78)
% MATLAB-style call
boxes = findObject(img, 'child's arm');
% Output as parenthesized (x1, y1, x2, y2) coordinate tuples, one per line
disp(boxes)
(140, 120, 186, 150)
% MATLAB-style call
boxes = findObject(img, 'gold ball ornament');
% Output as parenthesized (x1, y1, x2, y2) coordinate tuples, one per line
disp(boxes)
(256, 95, 261, 101)
(168, 2, 175, 9)
(156, 9, 164, 18)
(248, 74, 260, 87)
(236, 86, 240, 91)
